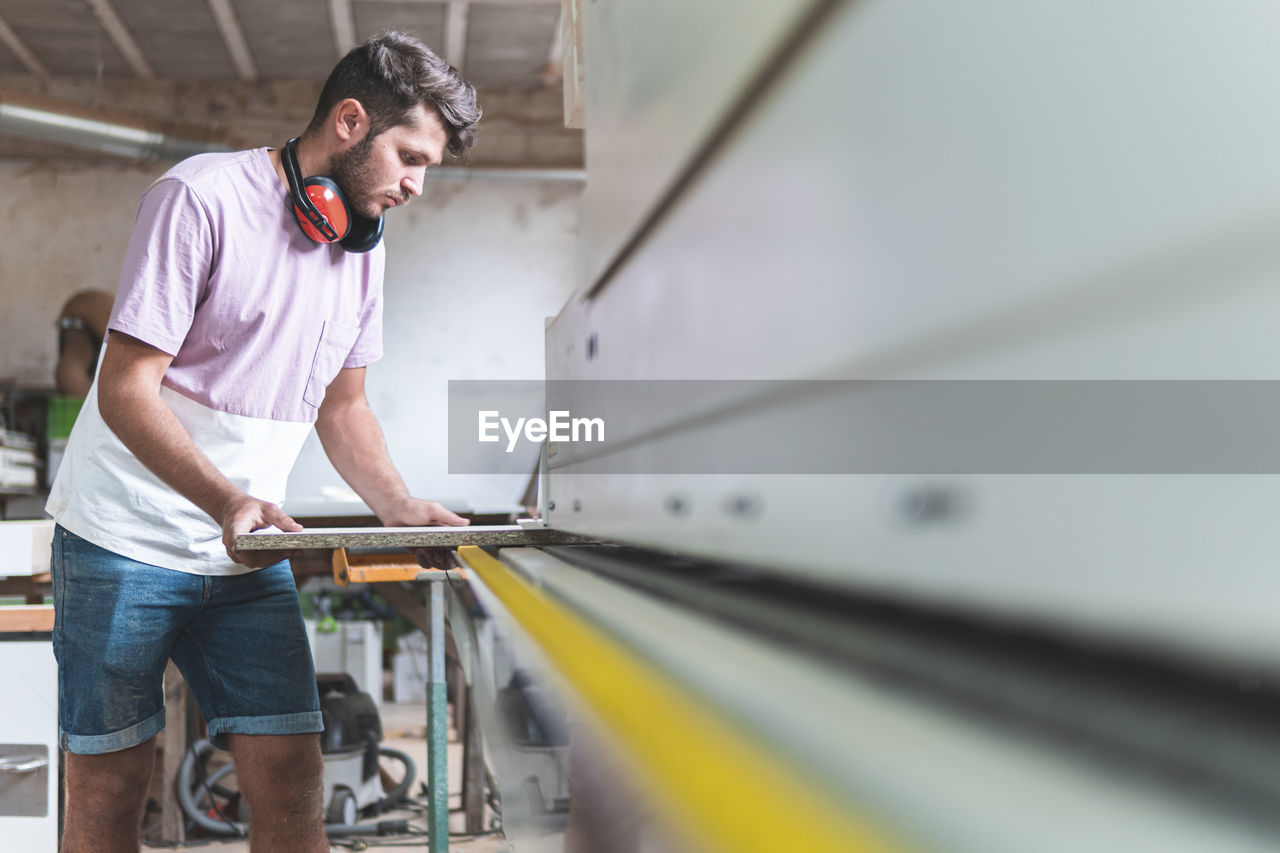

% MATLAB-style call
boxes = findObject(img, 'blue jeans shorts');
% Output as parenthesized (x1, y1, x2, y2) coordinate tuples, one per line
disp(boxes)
(51, 525, 324, 754)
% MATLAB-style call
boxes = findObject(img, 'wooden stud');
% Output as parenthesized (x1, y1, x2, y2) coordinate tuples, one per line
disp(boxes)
(445, 2, 470, 74)
(83, 0, 156, 79)
(159, 662, 190, 844)
(0, 15, 48, 76)
(0, 605, 53, 632)
(206, 0, 258, 81)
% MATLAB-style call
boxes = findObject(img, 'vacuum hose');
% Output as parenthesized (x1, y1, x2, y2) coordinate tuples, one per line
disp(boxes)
(178, 739, 418, 837)
(374, 746, 417, 809)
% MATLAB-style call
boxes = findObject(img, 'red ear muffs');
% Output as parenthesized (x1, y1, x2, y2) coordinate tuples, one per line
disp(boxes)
(296, 175, 350, 243)
(281, 137, 383, 253)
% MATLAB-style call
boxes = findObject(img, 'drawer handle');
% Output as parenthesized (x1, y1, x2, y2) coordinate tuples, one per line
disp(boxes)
(0, 756, 47, 773)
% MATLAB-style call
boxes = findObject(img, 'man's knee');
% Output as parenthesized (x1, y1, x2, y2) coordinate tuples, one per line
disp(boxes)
(65, 739, 156, 811)
(228, 732, 322, 773)
(229, 733, 324, 810)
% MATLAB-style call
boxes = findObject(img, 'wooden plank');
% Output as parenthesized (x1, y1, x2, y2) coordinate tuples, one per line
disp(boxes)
(328, 0, 356, 58)
(83, 0, 156, 78)
(461, 681, 486, 833)
(0, 574, 51, 597)
(0, 14, 47, 76)
(444, 1, 469, 72)
(560, 0, 584, 128)
(0, 605, 53, 632)
(159, 662, 189, 844)
(237, 524, 594, 551)
(360, 0, 558, 4)
(206, 0, 258, 80)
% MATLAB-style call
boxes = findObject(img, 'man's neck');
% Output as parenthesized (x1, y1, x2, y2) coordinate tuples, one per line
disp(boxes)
(292, 134, 327, 177)
(268, 134, 327, 190)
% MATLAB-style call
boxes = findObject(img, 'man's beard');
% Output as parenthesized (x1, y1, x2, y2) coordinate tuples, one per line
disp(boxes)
(329, 134, 391, 220)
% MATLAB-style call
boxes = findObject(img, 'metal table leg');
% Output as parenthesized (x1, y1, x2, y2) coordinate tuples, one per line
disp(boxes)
(426, 575, 449, 852)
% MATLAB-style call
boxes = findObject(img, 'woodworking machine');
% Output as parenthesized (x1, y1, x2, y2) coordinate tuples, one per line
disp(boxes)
(246, 1, 1280, 851)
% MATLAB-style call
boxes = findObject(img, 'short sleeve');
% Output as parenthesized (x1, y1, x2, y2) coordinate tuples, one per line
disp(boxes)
(107, 178, 214, 356)
(343, 245, 384, 368)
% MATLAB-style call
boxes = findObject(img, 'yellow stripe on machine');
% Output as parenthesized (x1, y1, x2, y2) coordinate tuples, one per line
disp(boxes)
(456, 545, 910, 853)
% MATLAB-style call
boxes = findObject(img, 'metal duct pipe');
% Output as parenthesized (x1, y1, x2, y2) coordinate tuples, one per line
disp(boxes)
(0, 101, 227, 161)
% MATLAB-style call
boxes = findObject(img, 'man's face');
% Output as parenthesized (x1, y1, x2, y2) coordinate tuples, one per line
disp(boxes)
(329, 104, 450, 220)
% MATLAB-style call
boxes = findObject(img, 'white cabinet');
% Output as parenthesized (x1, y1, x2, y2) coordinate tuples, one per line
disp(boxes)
(0, 640, 58, 852)
(0, 521, 55, 576)
(305, 620, 383, 708)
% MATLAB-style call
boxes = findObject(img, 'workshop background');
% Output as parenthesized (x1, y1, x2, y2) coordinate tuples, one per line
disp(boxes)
(0, 0, 584, 515)
(7, 2, 1280, 853)
(0, 2, 583, 851)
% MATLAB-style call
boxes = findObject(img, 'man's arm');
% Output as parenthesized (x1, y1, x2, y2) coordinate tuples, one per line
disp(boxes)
(315, 366, 468, 528)
(96, 330, 302, 567)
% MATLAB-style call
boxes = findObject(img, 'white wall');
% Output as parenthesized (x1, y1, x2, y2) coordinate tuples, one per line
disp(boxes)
(0, 161, 581, 514)
(286, 175, 581, 512)
(0, 161, 162, 383)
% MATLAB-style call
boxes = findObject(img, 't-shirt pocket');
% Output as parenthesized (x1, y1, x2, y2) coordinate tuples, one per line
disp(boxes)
(303, 320, 360, 409)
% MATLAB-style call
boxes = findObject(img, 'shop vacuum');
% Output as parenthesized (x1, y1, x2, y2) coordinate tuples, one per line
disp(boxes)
(178, 674, 418, 838)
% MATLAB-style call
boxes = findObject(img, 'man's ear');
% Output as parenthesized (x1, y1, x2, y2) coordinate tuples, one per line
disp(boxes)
(332, 98, 369, 142)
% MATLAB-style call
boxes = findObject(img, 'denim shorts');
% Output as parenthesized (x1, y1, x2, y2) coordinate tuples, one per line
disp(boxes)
(51, 525, 324, 754)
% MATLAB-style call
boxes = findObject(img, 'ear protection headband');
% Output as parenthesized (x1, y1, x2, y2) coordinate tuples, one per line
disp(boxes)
(281, 137, 384, 253)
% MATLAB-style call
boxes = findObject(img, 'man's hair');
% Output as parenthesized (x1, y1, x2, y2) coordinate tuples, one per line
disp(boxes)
(306, 31, 481, 158)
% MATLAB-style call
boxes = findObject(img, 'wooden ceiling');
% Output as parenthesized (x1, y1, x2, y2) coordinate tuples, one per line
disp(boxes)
(0, 0, 580, 167)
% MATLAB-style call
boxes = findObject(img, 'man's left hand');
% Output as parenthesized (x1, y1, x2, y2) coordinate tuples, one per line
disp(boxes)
(382, 498, 468, 572)
(380, 497, 469, 528)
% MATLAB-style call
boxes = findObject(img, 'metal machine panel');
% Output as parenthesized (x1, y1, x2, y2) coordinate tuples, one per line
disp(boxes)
(558, 0, 1280, 384)
(577, 0, 823, 295)
(458, 545, 1280, 853)
(546, 0, 1280, 666)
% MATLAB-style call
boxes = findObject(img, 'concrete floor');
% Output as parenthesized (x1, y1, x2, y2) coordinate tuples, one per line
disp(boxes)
(146, 701, 563, 853)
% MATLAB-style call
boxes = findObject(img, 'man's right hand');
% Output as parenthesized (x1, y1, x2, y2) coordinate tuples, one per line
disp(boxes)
(219, 494, 303, 569)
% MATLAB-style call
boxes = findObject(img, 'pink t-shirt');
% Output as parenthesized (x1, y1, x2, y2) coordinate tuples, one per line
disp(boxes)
(48, 148, 385, 574)
(112, 147, 383, 421)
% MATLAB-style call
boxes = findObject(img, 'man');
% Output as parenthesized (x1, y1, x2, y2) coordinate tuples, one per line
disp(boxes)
(46, 31, 481, 853)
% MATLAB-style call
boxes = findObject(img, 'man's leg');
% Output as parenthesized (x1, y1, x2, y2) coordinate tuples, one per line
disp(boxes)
(61, 739, 157, 853)
(173, 562, 327, 847)
(52, 528, 194, 853)
(228, 732, 328, 853)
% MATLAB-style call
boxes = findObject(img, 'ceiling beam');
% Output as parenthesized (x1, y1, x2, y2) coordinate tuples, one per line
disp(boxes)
(0, 78, 582, 168)
(329, 0, 358, 58)
(444, 2, 469, 72)
(545, 3, 564, 75)
(560, 0, 584, 129)
(0, 15, 47, 77)
(206, 0, 258, 81)
(83, 0, 154, 79)
(361, 0, 559, 4)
